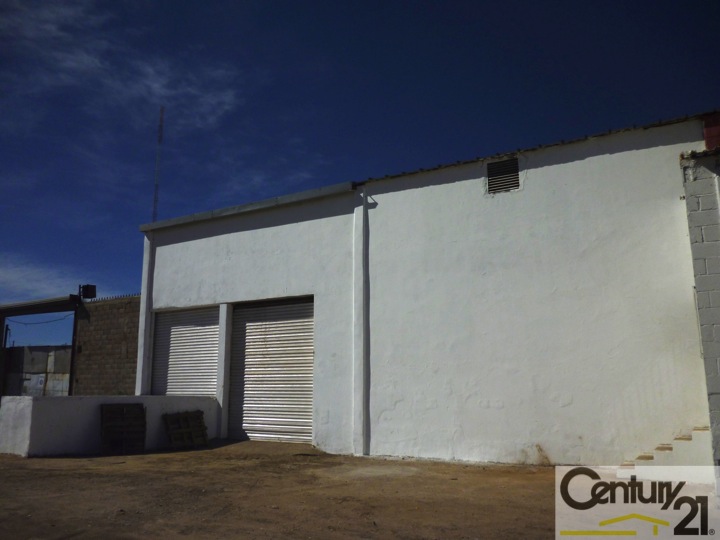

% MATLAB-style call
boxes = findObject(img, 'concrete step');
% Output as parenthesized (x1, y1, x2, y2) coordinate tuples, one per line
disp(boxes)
(616, 427, 714, 484)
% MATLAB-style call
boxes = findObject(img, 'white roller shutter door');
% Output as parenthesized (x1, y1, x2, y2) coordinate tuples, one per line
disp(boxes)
(229, 300, 314, 442)
(152, 308, 219, 396)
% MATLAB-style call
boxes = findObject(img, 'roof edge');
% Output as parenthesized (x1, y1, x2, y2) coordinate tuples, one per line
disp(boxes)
(140, 181, 356, 232)
(141, 109, 717, 233)
(360, 112, 715, 185)
(0, 295, 81, 317)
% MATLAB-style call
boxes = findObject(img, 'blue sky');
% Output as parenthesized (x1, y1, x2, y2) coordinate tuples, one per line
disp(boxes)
(1, 0, 719, 345)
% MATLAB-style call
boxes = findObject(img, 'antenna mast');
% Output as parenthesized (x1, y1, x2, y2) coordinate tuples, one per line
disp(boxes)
(152, 106, 165, 222)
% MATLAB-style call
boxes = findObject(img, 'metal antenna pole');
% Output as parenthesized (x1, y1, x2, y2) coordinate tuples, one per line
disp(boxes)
(152, 106, 165, 222)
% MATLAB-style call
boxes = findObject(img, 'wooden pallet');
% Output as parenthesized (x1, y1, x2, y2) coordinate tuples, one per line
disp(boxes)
(100, 403, 146, 455)
(162, 410, 208, 450)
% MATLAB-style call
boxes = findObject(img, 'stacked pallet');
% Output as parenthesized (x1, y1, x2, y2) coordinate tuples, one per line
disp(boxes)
(100, 403, 146, 455)
(162, 410, 208, 450)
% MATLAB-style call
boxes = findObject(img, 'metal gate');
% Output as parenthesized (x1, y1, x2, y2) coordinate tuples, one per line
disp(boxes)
(229, 300, 314, 442)
(151, 307, 219, 396)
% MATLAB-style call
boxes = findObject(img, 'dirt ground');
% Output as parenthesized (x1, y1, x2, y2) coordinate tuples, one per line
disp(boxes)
(0, 441, 554, 539)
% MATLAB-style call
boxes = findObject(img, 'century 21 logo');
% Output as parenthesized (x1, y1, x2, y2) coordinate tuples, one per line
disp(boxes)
(559, 467, 711, 536)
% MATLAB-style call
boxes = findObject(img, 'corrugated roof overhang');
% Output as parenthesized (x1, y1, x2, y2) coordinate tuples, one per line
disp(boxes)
(140, 110, 718, 233)
(0, 295, 81, 318)
(141, 181, 357, 233)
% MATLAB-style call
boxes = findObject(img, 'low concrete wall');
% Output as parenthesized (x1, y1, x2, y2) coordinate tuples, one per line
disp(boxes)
(0, 397, 33, 456)
(0, 395, 219, 457)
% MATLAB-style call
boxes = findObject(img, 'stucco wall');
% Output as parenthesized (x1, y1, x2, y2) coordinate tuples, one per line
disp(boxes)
(140, 119, 711, 465)
(147, 196, 357, 454)
(365, 121, 709, 464)
(0, 395, 218, 457)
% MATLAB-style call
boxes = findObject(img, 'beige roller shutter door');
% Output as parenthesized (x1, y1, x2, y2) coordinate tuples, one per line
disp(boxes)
(229, 300, 313, 442)
(151, 307, 219, 396)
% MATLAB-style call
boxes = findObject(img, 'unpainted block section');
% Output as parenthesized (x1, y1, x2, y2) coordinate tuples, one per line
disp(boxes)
(695, 274, 720, 293)
(704, 225, 720, 242)
(688, 210, 720, 228)
(685, 166, 720, 462)
(690, 242, 720, 260)
(685, 177, 718, 197)
(73, 296, 140, 396)
(707, 258, 720, 274)
(701, 325, 714, 342)
(701, 194, 719, 211)
(704, 357, 719, 379)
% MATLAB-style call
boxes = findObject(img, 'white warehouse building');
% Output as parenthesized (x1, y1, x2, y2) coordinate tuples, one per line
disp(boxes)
(136, 112, 720, 466)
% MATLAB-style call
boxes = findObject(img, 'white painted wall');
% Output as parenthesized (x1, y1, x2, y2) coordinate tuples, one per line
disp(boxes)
(365, 121, 709, 464)
(0, 395, 218, 457)
(139, 119, 711, 465)
(0, 396, 32, 456)
(147, 196, 357, 454)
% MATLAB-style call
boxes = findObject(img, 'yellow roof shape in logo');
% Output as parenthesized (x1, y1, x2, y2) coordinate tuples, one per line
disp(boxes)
(560, 513, 670, 536)
(599, 514, 670, 527)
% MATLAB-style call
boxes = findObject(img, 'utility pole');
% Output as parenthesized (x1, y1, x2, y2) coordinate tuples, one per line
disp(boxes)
(1, 321, 7, 396)
(152, 106, 165, 222)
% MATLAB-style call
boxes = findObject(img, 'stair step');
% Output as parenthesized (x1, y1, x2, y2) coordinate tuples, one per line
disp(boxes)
(619, 425, 714, 483)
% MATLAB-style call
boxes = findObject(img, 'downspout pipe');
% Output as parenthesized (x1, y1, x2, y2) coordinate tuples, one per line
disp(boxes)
(136, 232, 156, 395)
(352, 182, 372, 455)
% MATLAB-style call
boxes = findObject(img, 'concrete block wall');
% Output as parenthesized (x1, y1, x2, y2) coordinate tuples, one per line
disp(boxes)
(684, 154, 720, 462)
(73, 296, 140, 395)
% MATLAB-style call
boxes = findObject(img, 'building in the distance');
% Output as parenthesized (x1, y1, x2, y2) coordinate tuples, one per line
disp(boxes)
(135, 112, 720, 467)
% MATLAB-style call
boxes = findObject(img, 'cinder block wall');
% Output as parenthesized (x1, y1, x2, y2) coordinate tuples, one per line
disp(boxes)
(683, 154, 720, 462)
(73, 296, 140, 395)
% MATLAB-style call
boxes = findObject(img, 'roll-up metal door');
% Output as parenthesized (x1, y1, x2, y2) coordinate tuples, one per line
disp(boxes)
(229, 300, 314, 442)
(152, 308, 219, 396)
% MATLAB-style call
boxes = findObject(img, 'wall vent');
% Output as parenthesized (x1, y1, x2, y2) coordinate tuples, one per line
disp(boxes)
(487, 157, 520, 193)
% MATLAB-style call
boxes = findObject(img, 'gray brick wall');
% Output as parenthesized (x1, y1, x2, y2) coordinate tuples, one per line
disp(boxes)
(684, 155, 720, 461)
(73, 296, 140, 395)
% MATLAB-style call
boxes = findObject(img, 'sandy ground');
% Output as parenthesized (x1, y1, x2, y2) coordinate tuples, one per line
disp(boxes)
(0, 441, 554, 539)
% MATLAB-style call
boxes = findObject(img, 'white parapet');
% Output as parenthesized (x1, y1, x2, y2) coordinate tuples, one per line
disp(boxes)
(0, 395, 220, 457)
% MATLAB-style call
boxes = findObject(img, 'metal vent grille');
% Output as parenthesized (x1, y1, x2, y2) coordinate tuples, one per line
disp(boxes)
(487, 157, 520, 193)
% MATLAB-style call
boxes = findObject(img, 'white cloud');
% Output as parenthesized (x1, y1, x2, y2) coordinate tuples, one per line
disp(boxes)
(0, 253, 120, 304)
(0, 1, 107, 43)
(106, 58, 241, 130)
(1, 1, 111, 84)
(1, 0, 240, 132)
(0, 1, 326, 222)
